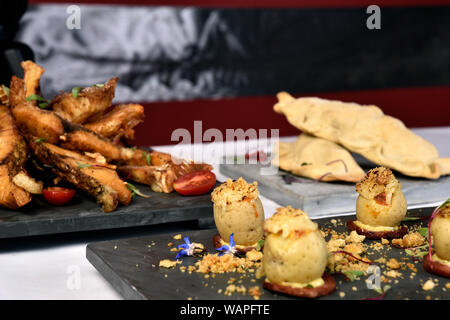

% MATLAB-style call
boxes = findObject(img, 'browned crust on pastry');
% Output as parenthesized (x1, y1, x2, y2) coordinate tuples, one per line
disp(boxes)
(212, 234, 257, 254)
(346, 220, 408, 239)
(423, 254, 450, 278)
(263, 273, 336, 299)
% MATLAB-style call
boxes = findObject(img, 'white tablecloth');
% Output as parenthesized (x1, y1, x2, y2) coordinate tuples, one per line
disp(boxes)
(1, 127, 449, 299)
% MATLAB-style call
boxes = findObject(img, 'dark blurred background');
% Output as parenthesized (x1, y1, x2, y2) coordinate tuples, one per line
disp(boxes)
(2, 0, 450, 145)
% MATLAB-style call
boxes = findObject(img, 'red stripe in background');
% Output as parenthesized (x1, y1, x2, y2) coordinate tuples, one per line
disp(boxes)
(27, 0, 450, 7)
(132, 86, 450, 146)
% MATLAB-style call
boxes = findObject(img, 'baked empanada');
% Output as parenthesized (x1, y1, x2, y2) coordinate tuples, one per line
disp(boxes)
(273, 133, 366, 182)
(274, 92, 444, 179)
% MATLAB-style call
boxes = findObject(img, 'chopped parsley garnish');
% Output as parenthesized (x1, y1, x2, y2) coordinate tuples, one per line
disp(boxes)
(141, 151, 151, 165)
(72, 86, 82, 98)
(343, 270, 365, 282)
(126, 182, 151, 198)
(256, 239, 265, 251)
(77, 162, 91, 169)
(300, 162, 311, 166)
(26, 94, 49, 108)
(26, 94, 46, 102)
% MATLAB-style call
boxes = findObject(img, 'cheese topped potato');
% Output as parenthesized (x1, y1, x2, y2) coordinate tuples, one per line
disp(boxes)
(211, 178, 264, 246)
(431, 203, 450, 261)
(263, 206, 328, 285)
(355, 167, 407, 227)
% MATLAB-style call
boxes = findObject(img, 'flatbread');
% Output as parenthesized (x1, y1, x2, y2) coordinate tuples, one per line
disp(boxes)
(274, 92, 443, 179)
(273, 133, 365, 182)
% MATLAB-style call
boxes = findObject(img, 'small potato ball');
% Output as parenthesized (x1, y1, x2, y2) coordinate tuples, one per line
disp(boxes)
(355, 167, 407, 227)
(356, 189, 407, 227)
(431, 207, 450, 261)
(263, 206, 328, 284)
(213, 197, 265, 246)
(211, 178, 265, 246)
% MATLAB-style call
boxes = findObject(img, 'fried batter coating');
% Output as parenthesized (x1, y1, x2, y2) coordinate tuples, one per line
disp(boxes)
(51, 77, 118, 124)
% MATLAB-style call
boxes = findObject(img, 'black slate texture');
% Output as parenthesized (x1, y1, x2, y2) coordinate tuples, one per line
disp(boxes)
(0, 183, 214, 239)
(86, 207, 450, 300)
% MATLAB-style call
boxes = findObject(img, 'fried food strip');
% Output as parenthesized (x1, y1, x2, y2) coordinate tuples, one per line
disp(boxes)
(9, 76, 27, 107)
(11, 102, 65, 144)
(122, 149, 161, 167)
(0, 105, 32, 209)
(274, 133, 365, 182)
(84, 104, 145, 142)
(122, 149, 210, 169)
(117, 165, 176, 193)
(118, 156, 213, 193)
(12, 171, 43, 194)
(29, 139, 131, 212)
(122, 149, 212, 174)
(274, 92, 442, 179)
(60, 127, 123, 162)
(9, 93, 125, 162)
(9, 73, 65, 145)
(50, 77, 118, 124)
(0, 167, 32, 209)
(21, 60, 44, 100)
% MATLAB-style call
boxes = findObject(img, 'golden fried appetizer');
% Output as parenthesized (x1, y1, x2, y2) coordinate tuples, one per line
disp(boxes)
(274, 92, 444, 179)
(0, 105, 32, 209)
(117, 165, 176, 194)
(347, 167, 408, 239)
(84, 104, 144, 143)
(29, 139, 131, 212)
(50, 77, 118, 124)
(274, 133, 365, 182)
(9, 76, 27, 107)
(21, 60, 44, 100)
(117, 155, 212, 194)
(60, 127, 124, 162)
(11, 102, 65, 144)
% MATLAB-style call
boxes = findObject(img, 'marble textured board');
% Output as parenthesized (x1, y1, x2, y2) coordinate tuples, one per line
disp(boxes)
(220, 159, 450, 218)
(86, 207, 449, 300)
(0, 183, 214, 239)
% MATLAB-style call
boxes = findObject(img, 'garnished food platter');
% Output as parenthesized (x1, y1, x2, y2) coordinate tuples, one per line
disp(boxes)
(86, 206, 449, 300)
(0, 61, 219, 239)
(220, 159, 450, 217)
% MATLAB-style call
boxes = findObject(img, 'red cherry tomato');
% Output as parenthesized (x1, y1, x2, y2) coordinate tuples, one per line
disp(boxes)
(42, 187, 76, 206)
(173, 170, 216, 196)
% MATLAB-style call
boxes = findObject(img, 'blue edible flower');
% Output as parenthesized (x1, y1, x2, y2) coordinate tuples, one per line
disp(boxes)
(216, 233, 237, 256)
(175, 237, 204, 259)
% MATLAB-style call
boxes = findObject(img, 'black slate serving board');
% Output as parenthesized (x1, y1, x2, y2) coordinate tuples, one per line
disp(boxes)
(86, 206, 450, 300)
(0, 183, 214, 239)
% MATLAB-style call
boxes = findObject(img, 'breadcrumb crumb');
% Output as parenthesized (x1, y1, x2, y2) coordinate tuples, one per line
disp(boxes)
(423, 280, 436, 291)
(159, 259, 180, 268)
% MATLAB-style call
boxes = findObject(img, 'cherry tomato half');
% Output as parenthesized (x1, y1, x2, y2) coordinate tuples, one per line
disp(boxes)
(173, 170, 216, 196)
(42, 187, 76, 206)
